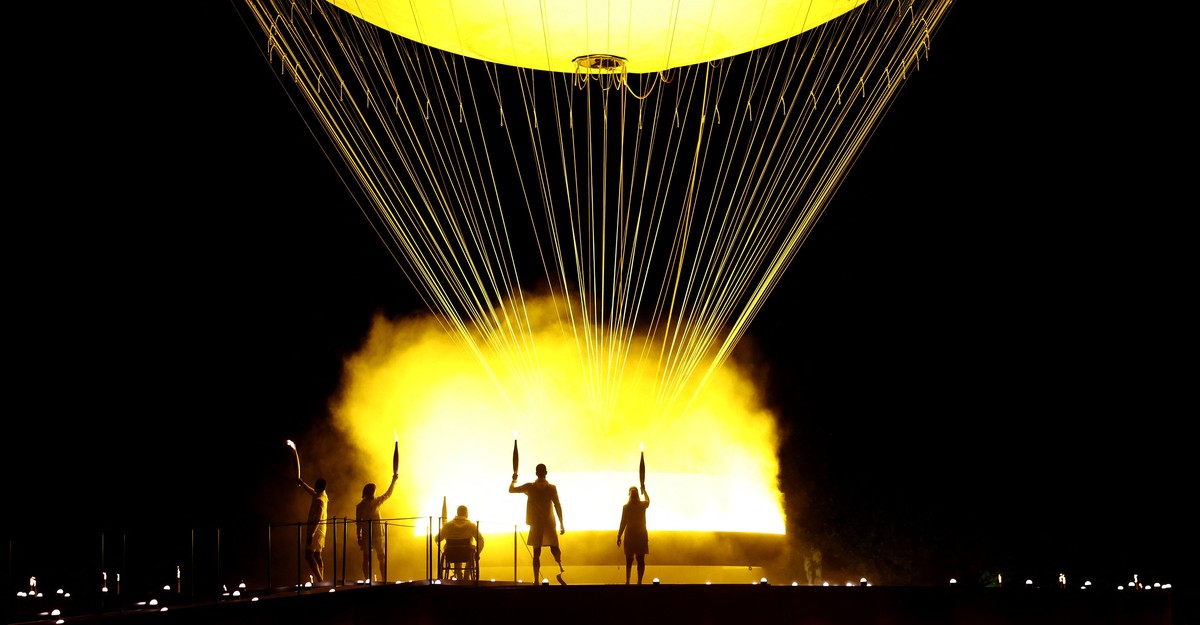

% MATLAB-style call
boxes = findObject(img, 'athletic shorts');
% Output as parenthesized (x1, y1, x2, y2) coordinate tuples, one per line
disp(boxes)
(527, 521, 559, 548)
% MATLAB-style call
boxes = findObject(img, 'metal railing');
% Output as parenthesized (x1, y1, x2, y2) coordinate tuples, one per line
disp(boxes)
(5, 517, 522, 624)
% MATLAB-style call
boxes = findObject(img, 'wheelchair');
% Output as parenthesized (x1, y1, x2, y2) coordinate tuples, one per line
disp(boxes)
(438, 537, 479, 582)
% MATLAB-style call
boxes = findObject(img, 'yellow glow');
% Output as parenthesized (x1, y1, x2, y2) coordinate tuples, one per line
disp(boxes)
(332, 292, 785, 534)
(325, 0, 868, 73)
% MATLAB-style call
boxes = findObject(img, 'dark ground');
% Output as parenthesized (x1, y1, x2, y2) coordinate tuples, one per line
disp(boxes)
(7, 580, 1181, 625)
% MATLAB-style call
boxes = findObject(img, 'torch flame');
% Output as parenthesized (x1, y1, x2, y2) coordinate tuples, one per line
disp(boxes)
(287, 440, 301, 479)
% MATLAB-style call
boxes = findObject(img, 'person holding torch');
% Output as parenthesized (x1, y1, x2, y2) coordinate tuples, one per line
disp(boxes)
(617, 482, 650, 584)
(509, 463, 565, 584)
(298, 477, 329, 583)
(356, 471, 398, 582)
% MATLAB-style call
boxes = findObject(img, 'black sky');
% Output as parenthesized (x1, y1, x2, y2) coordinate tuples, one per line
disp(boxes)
(9, 0, 1191, 594)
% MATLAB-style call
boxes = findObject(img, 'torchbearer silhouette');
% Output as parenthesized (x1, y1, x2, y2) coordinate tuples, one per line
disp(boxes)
(356, 437, 399, 582)
(618, 443, 651, 583)
(509, 446, 566, 585)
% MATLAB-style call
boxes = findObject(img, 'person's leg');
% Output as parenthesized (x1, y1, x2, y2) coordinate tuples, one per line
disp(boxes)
(636, 554, 646, 584)
(550, 546, 563, 571)
(532, 547, 542, 583)
(624, 555, 633, 584)
(305, 550, 319, 582)
(377, 546, 387, 581)
(362, 547, 371, 581)
(313, 551, 324, 582)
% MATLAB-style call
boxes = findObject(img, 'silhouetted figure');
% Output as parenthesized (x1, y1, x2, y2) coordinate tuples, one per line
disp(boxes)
(355, 474, 398, 581)
(436, 504, 485, 580)
(298, 477, 329, 583)
(617, 484, 650, 584)
(509, 463, 565, 583)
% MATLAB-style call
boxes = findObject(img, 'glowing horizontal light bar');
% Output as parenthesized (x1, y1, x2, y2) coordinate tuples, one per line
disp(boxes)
(422, 471, 784, 534)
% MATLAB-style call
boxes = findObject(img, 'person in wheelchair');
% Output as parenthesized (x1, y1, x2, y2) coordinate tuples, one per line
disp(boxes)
(436, 504, 484, 580)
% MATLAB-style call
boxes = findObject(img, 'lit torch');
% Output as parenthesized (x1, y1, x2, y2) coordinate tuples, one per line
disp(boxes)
(286, 440, 301, 479)
(512, 430, 519, 480)
(639, 441, 646, 489)
(392, 429, 399, 476)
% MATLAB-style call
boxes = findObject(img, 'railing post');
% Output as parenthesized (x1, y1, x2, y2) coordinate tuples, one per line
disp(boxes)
(214, 527, 220, 605)
(120, 531, 126, 615)
(189, 527, 195, 606)
(99, 531, 106, 616)
(266, 523, 272, 596)
(296, 522, 303, 594)
(330, 516, 337, 588)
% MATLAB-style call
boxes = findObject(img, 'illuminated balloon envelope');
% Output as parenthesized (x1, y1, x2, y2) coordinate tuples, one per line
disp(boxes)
(325, 0, 867, 73)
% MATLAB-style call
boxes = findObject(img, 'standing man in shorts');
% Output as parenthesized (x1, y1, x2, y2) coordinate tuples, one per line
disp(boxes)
(298, 477, 329, 583)
(509, 463, 565, 583)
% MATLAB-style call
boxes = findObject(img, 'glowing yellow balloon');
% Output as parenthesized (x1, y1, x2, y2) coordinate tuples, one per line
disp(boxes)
(325, 0, 868, 73)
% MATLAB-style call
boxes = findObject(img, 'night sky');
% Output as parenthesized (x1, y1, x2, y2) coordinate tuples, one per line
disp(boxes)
(9, 0, 1191, 598)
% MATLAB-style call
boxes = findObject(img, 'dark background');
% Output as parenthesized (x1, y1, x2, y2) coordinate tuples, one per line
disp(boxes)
(8, 0, 1190, 600)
